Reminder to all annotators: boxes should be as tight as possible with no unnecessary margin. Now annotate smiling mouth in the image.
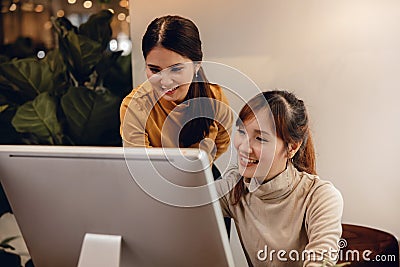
[240,157,259,165]
[163,86,179,94]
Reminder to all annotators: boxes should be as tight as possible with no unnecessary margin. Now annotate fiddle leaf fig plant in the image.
[60,86,121,145]
[12,92,63,145]
[0,10,132,146]
[0,59,56,98]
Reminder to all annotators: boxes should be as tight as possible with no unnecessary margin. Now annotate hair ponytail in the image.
[292,128,316,175]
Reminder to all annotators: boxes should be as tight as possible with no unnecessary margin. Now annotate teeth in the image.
[241,157,259,164]
[165,86,178,93]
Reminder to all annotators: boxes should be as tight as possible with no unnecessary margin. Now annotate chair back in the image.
[337,223,399,267]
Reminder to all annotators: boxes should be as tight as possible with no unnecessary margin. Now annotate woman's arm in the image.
[215,179,234,218]
[215,164,241,218]
[303,183,344,267]
[120,91,151,147]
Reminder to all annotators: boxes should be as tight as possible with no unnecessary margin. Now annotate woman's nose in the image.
[238,138,253,154]
[160,71,174,87]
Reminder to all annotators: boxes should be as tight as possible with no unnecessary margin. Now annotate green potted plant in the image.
[0,10,132,146]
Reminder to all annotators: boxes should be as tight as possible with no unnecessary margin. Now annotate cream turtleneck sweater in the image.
[216,163,343,267]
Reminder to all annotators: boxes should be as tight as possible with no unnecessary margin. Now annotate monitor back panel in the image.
[0,146,233,267]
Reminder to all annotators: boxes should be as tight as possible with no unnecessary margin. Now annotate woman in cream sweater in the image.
[217,90,343,267]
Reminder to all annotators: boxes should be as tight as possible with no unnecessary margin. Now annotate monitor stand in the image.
[77,233,122,267]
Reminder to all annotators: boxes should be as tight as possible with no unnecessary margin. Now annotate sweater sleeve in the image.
[303,182,344,267]
[215,179,233,218]
[120,90,151,147]
[213,87,233,159]
[215,164,240,218]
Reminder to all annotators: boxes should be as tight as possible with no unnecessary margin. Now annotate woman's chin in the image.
[161,94,174,101]
[161,92,184,103]
[238,167,255,179]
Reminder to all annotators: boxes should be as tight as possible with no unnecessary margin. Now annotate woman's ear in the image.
[287,142,302,159]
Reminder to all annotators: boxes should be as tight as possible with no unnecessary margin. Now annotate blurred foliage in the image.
[0,10,132,146]
[0,37,45,59]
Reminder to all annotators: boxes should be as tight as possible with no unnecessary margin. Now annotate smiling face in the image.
[234,108,289,182]
[145,46,196,104]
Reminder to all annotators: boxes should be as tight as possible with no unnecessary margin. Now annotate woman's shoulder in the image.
[121,82,156,109]
[298,170,343,205]
[208,83,226,100]
[125,82,154,100]
[298,171,344,233]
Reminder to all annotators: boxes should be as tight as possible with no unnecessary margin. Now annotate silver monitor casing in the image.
[0,146,235,267]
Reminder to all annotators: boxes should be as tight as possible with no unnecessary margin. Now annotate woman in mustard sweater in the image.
[120,15,233,174]
[217,90,343,267]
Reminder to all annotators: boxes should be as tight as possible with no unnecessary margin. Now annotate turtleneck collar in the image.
[243,162,299,201]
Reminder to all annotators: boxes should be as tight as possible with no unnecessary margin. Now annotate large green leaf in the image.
[79,35,103,76]
[0,104,21,144]
[79,10,113,50]
[53,16,78,33]
[95,51,122,79]
[103,54,133,97]
[11,92,63,144]
[0,76,32,104]
[44,49,67,77]
[58,29,103,85]
[43,49,69,95]
[61,86,120,145]
[0,58,57,99]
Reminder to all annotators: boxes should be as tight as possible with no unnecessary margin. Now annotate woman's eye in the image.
[256,136,268,143]
[150,68,161,74]
[237,129,246,135]
[170,66,183,72]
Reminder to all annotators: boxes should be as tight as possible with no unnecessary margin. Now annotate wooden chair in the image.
[337,223,399,267]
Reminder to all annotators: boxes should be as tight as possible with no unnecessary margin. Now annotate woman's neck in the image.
[244,160,289,184]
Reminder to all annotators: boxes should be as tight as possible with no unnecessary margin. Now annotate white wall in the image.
[130,0,400,238]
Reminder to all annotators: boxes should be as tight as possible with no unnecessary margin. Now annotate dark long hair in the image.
[142,15,215,147]
[232,90,316,204]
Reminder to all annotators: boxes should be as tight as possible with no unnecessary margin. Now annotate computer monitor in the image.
[0,145,235,267]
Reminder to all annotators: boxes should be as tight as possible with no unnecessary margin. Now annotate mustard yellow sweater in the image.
[120,82,233,160]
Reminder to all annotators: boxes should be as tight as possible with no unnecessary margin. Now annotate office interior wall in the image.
[129,0,400,238]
